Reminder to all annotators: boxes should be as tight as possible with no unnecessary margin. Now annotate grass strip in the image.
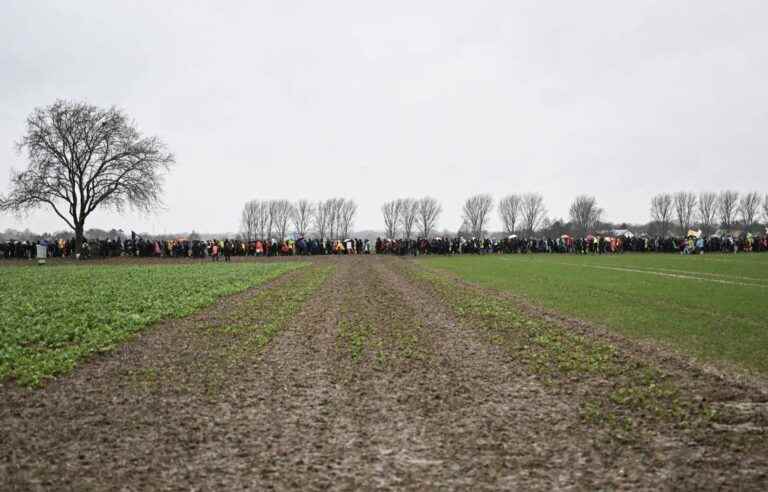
[403,262,713,440]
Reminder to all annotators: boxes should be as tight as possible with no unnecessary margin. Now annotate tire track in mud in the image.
[369,258,666,489]
[0,262,332,490]
[3,256,767,490]
[234,256,673,489]
[398,257,768,489]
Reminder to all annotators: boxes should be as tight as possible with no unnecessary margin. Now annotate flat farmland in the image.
[419,253,768,374]
[0,261,304,386]
[1,255,767,489]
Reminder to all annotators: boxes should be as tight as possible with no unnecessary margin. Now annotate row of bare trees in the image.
[380,193,550,239]
[240,198,357,241]
[245,191,768,242]
[381,197,442,240]
[495,193,549,236]
[386,191,768,239]
[650,191,765,237]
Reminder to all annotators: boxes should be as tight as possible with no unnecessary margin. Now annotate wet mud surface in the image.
[1,256,766,490]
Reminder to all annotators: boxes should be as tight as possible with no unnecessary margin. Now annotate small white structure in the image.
[610,229,634,238]
[36,244,47,265]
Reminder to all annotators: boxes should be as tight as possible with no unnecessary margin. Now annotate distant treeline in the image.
[2,191,766,242]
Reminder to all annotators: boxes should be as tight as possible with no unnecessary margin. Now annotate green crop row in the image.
[0,262,304,386]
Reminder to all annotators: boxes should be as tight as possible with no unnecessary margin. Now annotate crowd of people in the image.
[2,232,767,260]
[375,233,768,256]
[0,237,375,260]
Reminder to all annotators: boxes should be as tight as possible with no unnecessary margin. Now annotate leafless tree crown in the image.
[381,200,402,239]
[292,199,314,237]
[0,100,174,251]
[416,197,442,238]
[462,194,493,238]
[240,197,354,241]
[650,193,673,237]
[696,192,718,236]
[313,200,331,241]
[520,193,546,235]
[270,199,293,240]
[673,191,697,237]
[498,195,521,234]
[568,195,602,235]
[718,190,739,231]
[240,199,260,242]
[739,192,761,231]
[340,199,357,239]
[398,198,418,240]
[763,194,768,223]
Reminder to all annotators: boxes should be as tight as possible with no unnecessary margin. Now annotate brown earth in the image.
[1,255,766,490]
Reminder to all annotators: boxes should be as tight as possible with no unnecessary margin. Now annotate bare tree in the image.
[265,200,277,240]
[270,199,293,240]
[398,198,418,240]
[292,199,314,237]
[650,193,673,237]
[718,190,739,231]
[521,193,546,236]
[739,191,761,232]
[313,199,331,241]
[697,192,718,237]
[568,195,603,236]
[0,100,174,254]
[498,194,522,234]
[381,200,401,239]
[240,200,259,242]
[325,197,345,239]
[673,191,697,237]
[416,196,441,238]
[340,199,357,239]
[252,201,269,240]
[764,194,768,224]
[462,194,493,238]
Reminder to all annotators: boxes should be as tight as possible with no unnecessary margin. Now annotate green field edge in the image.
[1,261,308,387]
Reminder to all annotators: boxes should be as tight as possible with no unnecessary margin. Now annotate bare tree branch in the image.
[381,200,402,239]
[462,194,493,238]
[568,195,602,236]
[292,199,314,237]
[520,193,546,236]
[313,199,331,241]
[498,195,521,234]
[650,193,673,237]
[739,191,761,232]
[240,199,259,242]
[718,190,739,231]
[271,199,293,240]
[416,196,441,238]
[697,192,718,236]
[340,199,357,239]
[673,191,697,237]
[763,194,768,224]
[398,198,417,240]
[0,100,174,253]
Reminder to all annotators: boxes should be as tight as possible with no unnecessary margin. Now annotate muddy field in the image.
[1,255,767,490]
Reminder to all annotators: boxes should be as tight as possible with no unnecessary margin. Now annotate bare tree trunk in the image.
[75,222,84,255]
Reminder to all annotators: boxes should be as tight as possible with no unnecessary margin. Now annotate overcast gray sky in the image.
[1,1,766,235]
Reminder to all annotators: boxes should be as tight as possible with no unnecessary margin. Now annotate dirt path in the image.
[1,256,767,490]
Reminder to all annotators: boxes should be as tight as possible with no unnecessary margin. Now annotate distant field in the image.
[419,253,768,374]
[0,261,303,386]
